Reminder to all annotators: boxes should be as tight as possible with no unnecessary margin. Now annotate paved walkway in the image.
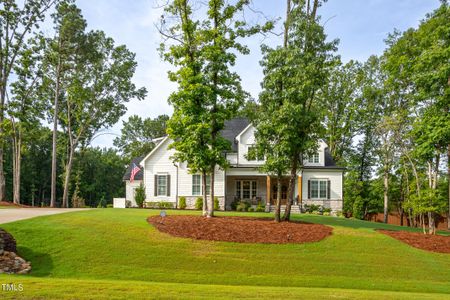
[0,208,89,224]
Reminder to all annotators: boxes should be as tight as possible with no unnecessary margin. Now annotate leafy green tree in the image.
[254,0,337,221]
[44,0,87,207]
[113,114,169,160]
[55,25,146,207]
[162,0,269,217]
[0,0,57,202]
[6,39,46,204]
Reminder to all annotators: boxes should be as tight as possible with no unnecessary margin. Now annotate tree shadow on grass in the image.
[292,214,450,236]
[17,246,53,277]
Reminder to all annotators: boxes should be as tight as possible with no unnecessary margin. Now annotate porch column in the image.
[266,176,271,205]
[298,175,302,205]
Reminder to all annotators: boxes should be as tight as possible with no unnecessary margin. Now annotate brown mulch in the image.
[147,215,332,244]
[378,230,450,254]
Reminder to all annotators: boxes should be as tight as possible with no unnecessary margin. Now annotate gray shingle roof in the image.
[123,156,144,181]
[220,117,250,152]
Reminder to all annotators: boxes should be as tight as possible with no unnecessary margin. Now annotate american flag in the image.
[130,163,141,183]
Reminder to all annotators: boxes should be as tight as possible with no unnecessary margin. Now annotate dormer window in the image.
[308,153,320,164]
[247,145,263,161]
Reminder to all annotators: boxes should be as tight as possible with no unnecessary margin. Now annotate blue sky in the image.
[74,0,441,148]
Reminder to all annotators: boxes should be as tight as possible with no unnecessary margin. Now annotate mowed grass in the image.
[0,209,449,299]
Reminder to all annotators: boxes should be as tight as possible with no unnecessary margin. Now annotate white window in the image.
[192,175,201,195]
[157,175,167,196]
[308,152,320,164]
[236,180,257,199]
[192,175,211,195]
[310,179,328,199]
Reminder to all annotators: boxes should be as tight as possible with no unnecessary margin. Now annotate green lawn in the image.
[0,209,449,299]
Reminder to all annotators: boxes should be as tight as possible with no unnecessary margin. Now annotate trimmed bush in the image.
[256,202,266,212]
[230,198,239,211]
[134,183,146,208]
[125,200,132,208]
[214,197,219,210]
[195,197,203,210]
[145,201,174,209]
[179,197,187,209]
[236,201,250,212]
[248,207,255,212]
[106,204,113,208]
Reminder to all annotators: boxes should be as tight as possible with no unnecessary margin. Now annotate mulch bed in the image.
[378,230,450,254]
[147,215,332,244]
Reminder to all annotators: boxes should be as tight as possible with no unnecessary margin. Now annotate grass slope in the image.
[0,209,449,299]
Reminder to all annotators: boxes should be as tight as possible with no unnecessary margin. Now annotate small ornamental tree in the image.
[134,183,146,208]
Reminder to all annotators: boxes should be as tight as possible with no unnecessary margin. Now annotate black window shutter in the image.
[327,180,331,199]
[167,175,171,196]
[154,175,157,196]
[308,180,311,199]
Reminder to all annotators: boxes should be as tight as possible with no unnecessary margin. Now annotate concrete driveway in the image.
[0,208,89,224]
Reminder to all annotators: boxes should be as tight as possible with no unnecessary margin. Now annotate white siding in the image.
[178,164,225,197]
[302,170,342,200]
[125,180,142,207]
[237,125,264,166]
[303,140,327,167]
[143,138,177,203]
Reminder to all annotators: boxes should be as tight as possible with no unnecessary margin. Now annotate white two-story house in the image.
[122,118,344,212]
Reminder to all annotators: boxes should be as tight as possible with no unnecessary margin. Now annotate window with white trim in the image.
[235,180,257,199]
[192,175,211,195]
[310,179,328,199]
[157,175,167,196]
[247,145,264,161]
[308,152,320,164]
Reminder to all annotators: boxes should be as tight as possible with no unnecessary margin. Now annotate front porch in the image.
[224,175,303,210]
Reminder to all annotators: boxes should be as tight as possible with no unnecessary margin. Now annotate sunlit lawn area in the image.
[0,209,449,299]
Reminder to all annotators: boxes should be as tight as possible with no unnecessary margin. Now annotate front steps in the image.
[268,205,301,214]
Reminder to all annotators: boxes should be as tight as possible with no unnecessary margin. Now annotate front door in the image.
[271,181,288,205]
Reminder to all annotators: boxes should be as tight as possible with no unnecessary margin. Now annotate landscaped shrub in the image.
[134,183,146,208]
[256,202,266,212]
[145,201,174,209]
[352,196,364,219]
[248,207,255,212]
[125,200,132,208]
[236,201,250,212]
[304,204,322,214]
[71,184,86,208]
[214,197,219,210]
[179,197,187,209]
[195,197,203,210]
[230,198,239,210]
[106,204,113,208]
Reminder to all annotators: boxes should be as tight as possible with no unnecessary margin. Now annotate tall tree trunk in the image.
[275,175,282,222]
[62,145,75,208]
[202,170,208,216]
[0,83,6,202]
[208,167,214,218]
[283,156,298,221]
[448,143,450,230]
[50,46,62,208]
[383,165,389,223]
[12,135,22,205]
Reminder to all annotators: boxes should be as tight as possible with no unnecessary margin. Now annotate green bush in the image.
[145,201,174,209]
[236,201,250,212]
[97,196,106,208]
[214,197,219,210]
[179,197,187,209]
[134,183,146,208]
[125,200,131,208]
[106,204,113,208]
[304,204,321,214]
[230,198,239,210]
[195,197,203,210]
[248,207,255,212]
[256,202,266,212]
